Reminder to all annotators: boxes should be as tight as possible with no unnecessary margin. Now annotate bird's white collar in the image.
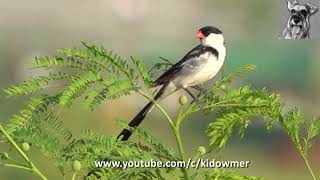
[201,33,224,49]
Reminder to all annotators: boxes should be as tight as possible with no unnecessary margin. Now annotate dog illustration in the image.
[280,0,318,39]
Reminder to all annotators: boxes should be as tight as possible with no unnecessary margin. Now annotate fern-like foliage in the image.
[59,72,102,106]
[81,75,117,110]
[12,111,71,174]
[2,42,319,180]
[212,64,256,90]
[2,42,165,178]
[4,72,76,97]
[302,117,320,156]
[278,109,320,157]
[131,56,153,88]
[4,42,143,108]
[204,66,320,162]
[30,56,95,71]
[206,86,283,149]
[63,128,171,179]
[149,56,174,73]
[117,120,176,161]
[5,95,59,135]
[3,42,147,134]
[199,170,262,180]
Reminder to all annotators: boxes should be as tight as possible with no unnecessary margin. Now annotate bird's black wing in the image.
[153,45,201,86]
[153,45,218,86]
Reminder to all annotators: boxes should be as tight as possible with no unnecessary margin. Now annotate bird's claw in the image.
[191,98,205,111]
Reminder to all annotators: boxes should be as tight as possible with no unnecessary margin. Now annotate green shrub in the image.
[0,42,319,180]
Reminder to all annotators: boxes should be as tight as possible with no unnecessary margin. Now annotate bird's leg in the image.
[184,88,204,111]
[191,85,210,101]
[192,85,206,95]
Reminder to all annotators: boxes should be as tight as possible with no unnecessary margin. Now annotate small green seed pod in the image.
[197,146,206,155]
[179,95,188,105]
[72,160,81,171]
[21,142,30,152]
[0,152,9,160]
[220,84,226,90]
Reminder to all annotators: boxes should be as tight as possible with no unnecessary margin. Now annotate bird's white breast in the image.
[189,50,224,85]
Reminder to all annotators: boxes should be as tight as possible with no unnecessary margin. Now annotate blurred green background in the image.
[1,0,320,179]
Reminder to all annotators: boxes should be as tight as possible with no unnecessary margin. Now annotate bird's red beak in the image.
[196,31,205,39]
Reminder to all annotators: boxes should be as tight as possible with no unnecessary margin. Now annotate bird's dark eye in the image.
[301,9,308,16]
[290,9,295,13]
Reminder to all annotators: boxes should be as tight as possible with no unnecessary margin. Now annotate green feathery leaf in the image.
[82,42,135,80]
[82,75,117,110]
[59,72,102,106]
[131,56,153,87]
[200,169,262,180]
[213,64,256,89]
[29,56,94,72]
[3,72,76,97]
[117,120,176,161]
[58,46,111,72]
[103,79,136,99]
[206,87,283,149]
[6,95,59,135]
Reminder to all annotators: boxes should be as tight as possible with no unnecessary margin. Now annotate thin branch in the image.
[0,123,48,180]
[137,90,190,179]
[0,163,32,171]
[301,154,317,180]
[137,90,175,129]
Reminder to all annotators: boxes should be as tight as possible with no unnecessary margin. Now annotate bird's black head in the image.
[196,26,222,39]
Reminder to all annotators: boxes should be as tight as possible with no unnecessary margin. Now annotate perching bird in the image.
[118,26,226,141]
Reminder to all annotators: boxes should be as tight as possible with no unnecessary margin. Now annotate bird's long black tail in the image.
[117,85,166,141]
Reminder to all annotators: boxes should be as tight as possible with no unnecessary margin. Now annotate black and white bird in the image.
[118,26,226,141]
